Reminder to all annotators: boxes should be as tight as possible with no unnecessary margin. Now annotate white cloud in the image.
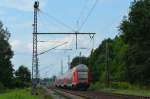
[10,40,22,50]
[10,39,31,53]
[0,0,47,12]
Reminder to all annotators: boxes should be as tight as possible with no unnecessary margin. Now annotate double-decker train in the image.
[54,64,91,90]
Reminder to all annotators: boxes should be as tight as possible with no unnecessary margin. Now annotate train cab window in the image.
[78,71,88,80]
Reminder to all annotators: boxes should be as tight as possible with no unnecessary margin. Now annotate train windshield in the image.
[78,71,88,80]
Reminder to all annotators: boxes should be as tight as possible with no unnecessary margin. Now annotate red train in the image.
[54,64,91,90]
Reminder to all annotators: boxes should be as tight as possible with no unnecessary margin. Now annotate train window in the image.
[78,72,88,80]
[77,69,88,72]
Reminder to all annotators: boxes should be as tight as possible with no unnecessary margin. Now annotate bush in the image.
[88,82,105,91]
[13,79,31,88]
[111,82,130,89]
[0,82,6,92]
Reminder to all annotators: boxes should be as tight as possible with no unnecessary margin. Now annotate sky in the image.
[0,0,132,78]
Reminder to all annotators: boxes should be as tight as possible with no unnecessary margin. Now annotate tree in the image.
[89,38,114,83]
[15,65,31,83]
[15,65,31,88]
[70,56,89,68]
[87,37,127,84]
[120,0,150,85]
[109,36,127,81]
[0,21,14,88]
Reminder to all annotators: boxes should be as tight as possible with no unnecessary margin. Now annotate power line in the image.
[38,42,68,56]
[38,14,54,32]
[78,0,98,31]
[54,48,72,51]
[38,40,66,43]
[39,10,76,32]
[61,60,63,75]
[38,12,65,32]
[76,0,90,30]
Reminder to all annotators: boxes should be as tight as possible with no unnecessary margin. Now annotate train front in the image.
[72,64,90,90]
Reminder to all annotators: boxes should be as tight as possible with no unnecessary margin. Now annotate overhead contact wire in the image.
[78,0,98,31]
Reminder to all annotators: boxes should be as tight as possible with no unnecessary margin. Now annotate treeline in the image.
[71,0,150,86]
[0,21,31,89]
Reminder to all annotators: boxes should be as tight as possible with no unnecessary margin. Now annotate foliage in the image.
[0,21,14,88]
[112,89,150,96]
[88,38,126,83]
[109,36,127,81]
[15,65,31,88]
[88,82,105,91]
[111,82,130,89]
[120,0,150,85]
[15,65,31,82]
[0,82,6,93]
[70,56,89,68]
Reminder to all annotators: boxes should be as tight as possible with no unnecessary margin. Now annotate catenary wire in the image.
[76,0,90,30]
[38,42,68,56]
[77,0,99,31]
[39,10,76,32]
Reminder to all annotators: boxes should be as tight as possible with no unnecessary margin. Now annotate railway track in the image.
[48,87,150,99]
[48,87,85,99]
[63,90,150,99]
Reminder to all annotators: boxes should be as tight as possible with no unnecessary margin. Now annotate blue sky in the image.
[0,0,132,78]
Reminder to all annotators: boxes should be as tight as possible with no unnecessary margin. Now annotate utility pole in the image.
[68,55,70,70]
[61,60,63,75]
[32,1,39,95]
[76,32,78,49]
[105,40,110,87]
[79,52,82,64]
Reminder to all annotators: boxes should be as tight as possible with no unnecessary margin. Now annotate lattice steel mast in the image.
[32,1,39,95]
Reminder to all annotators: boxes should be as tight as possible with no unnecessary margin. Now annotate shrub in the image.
[0,82,6,92]
[13,78,31,88]
[88,82,105,91]
[111,82,130,89]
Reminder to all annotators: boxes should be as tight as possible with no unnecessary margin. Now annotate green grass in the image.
[89,82,150,97]
[95,88,150,97]
[112,89,150,96]
[0,88,40,99]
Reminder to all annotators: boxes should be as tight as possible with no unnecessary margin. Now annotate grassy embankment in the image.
[89,82,150,96]
[0,88,52,99]
[112,89,150,96]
